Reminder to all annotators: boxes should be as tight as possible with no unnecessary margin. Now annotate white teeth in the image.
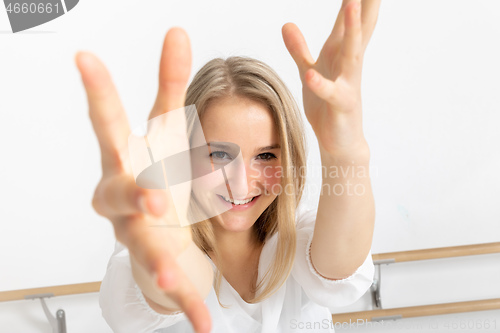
[220,195,255,205]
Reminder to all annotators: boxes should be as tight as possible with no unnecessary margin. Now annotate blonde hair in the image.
[185,56,307,304]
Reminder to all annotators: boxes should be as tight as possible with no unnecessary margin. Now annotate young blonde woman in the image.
[76,1,381,332]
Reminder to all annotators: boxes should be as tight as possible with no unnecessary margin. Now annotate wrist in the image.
[319,139,371,165]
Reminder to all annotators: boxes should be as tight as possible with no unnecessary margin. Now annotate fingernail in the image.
[158,269,175,290]
[150,193,164,215]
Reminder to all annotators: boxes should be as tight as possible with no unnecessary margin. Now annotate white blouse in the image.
[99,207,374,333]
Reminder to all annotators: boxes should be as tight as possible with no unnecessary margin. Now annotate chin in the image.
[214,213,257,233]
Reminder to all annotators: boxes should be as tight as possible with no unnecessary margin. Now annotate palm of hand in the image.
[283,0,381,156]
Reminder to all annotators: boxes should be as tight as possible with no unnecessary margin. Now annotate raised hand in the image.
[282,0,381,158]
[76,28,211,333]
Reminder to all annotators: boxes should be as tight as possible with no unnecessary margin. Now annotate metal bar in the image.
[56,309,67,333]
[24,294,67,333]
[39,297,57,332]
[372,315,402,322]
[370,264,382,309]
[373,258,396,265]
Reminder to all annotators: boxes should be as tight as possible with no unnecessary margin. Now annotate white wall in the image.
[1,0,499,332]
[0,293,110,333]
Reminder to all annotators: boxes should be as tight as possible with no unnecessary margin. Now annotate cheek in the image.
[190,156,227,194]
[251,165,282,190]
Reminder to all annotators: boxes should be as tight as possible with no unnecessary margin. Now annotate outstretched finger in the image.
[126,223,212,333]
[340,0,363,80]
[361,0,382,48]
[150,27,192,120]
[282,23,315,80]
[324,0,350,48]
[75,52,131,175]
[166,270,212,333]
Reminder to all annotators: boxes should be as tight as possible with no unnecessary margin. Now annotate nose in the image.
[224,157,258,200]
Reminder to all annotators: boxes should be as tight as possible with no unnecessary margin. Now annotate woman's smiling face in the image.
[196,95,282,233]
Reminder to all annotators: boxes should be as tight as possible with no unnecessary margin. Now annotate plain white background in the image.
[0,0,499,332]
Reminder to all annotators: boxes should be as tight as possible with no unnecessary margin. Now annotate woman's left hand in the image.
[283,0,381,158]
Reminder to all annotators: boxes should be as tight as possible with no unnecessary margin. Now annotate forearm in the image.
[311,145,375,279]
[130,241,214,314]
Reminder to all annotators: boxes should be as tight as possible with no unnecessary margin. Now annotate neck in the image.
[210,224,262,266]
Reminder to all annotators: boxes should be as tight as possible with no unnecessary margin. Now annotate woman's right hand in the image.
[76,28,211,333]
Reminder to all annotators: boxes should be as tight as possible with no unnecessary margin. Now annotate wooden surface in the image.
[372,242,500,263]
[0,281,101,302]
[332,298,500,323]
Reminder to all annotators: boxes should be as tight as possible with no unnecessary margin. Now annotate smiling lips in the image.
[218,194,260,205]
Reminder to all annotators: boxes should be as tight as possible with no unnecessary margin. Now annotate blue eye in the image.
[257,153,277,161]
[210,151,232,160]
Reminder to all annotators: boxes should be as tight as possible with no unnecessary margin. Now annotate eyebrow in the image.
[256,144,281,153]
[207,142,233,151]
[207,142,280,153]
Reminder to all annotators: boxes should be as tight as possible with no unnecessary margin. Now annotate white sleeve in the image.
[291,207,374,310]
[99,241,188,333]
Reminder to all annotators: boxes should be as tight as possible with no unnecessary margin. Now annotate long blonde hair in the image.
[185,56,307,304]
